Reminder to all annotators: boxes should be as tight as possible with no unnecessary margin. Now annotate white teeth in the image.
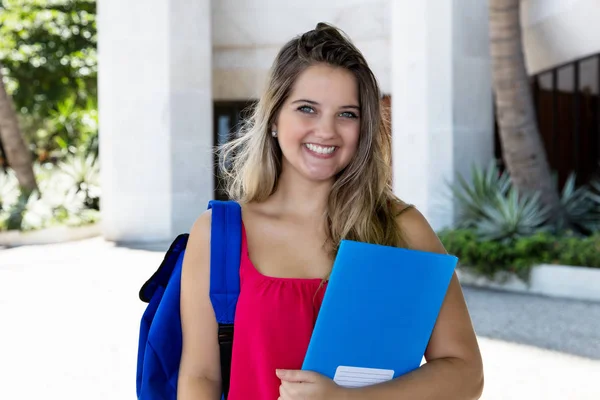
[305,143,336,155]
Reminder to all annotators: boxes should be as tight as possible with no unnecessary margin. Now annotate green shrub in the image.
[555,172,600,234]
[555,235,600,268]
[449,161,512,228]
[21,96,99,164]
[0,154,100,232]
[0,0,98,167]
[0,0,97,118]
[448,163,600,240]
[475,188,550,243]
[438,229,600,281]
[449,162,550,242]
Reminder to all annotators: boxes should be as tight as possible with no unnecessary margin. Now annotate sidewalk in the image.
[1,237,599,399]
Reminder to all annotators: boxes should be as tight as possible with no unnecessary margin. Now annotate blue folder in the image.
[301,239,458,388]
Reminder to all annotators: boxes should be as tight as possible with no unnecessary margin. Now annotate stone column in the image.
[97,0,213,243]
[391,0,494,231]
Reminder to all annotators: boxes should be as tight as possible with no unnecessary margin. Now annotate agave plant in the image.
[590,182,600,203]
[475,188,551,242]
[0,169,19,213]
[555,173,600,234]
[587,177,600,229]
[449,161,551,241]
[18,191,55,231]
[58,153,100,210]
[449,161,511,228]
[2,189,53,231]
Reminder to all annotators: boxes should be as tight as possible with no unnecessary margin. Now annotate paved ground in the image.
[1,237,599,399]
[464,286,600,360]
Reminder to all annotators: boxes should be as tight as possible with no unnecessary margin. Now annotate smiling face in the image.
[272,63,361,183]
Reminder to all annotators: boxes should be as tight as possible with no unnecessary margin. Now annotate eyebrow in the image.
[291,99,360,110]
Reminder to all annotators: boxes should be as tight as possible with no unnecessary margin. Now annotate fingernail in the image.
[276,369,286,377]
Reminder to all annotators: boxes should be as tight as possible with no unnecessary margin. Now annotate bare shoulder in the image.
[180,209,213,281]
[394,206,447,255]
[189,208,212,240]
[181,208,212,296]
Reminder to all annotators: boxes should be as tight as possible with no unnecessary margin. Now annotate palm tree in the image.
[488,0,560,214]
[0,65,38,194]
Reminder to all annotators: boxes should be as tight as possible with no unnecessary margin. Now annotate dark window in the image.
[495,54,600,188]
[213,101,256,200]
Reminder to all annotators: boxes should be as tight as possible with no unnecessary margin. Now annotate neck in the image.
[268,165,332,219]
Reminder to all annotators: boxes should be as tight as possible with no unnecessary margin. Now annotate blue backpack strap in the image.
[136,200,241,400]
[207,200,242,325]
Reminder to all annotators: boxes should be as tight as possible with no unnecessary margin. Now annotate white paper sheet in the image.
[333,366,394,388]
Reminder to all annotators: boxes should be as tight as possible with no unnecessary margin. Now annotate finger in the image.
[279,382,294,399]
[276,369,319,383]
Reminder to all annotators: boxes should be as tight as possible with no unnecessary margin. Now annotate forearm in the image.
[341,357,484,400]
[177,375,222,400]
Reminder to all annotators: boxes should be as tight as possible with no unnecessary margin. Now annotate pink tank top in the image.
[226,224,327,400]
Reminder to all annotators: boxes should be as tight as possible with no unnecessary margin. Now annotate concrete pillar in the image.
[391,0,494,231]
[97,0,213,243]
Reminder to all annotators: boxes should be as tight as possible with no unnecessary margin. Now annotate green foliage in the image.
[449,161,512,228]
[450,163,600,241]
[19,95,99,162]
[475,189,550,242]
[0,1,99,231]
[58,151,99,209]
[0,0,97,118]
[450,162,550,241]
[554,234,600,269]
[439,229,600,280]
[445,163,600,281]
[555,172,600,234]
[0,154,100,232]
[0,169,19,212]
[0,0,98,168]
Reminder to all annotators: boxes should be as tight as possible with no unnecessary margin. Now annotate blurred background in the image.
[0,0,599,399]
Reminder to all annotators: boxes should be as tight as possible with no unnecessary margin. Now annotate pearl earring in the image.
[271,130,278,137]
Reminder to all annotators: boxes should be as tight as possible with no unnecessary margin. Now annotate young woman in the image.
[178,23,484,400]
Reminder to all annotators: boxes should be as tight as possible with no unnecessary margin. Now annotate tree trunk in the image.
[488,0,560,213]
[0,66,38,194]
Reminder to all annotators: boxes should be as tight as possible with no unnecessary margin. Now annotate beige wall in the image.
[211,0,391,100]
[212,0,600,100]
[522,0,600,75]
[391,0,494,230]
[98,0,214,242]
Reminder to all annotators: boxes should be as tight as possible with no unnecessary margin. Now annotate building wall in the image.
[522,0,600,77]
[211,0,392,100]
[98,0,213,242]
[391,0,494,230]
[212,0,600,99]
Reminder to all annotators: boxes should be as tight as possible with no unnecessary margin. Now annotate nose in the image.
[314,115,337,140]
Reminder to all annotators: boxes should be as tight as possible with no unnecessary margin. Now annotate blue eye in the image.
[298,105,315,114]
[340,111,358,119]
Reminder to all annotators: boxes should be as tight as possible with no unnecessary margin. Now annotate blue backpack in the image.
[136,200,242,400]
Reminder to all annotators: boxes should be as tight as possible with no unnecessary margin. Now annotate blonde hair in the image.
[219,22,409,257]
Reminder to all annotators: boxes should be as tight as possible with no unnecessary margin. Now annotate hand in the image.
[276,369,346,400]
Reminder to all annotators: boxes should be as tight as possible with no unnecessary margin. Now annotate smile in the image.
[304,143,337,155]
